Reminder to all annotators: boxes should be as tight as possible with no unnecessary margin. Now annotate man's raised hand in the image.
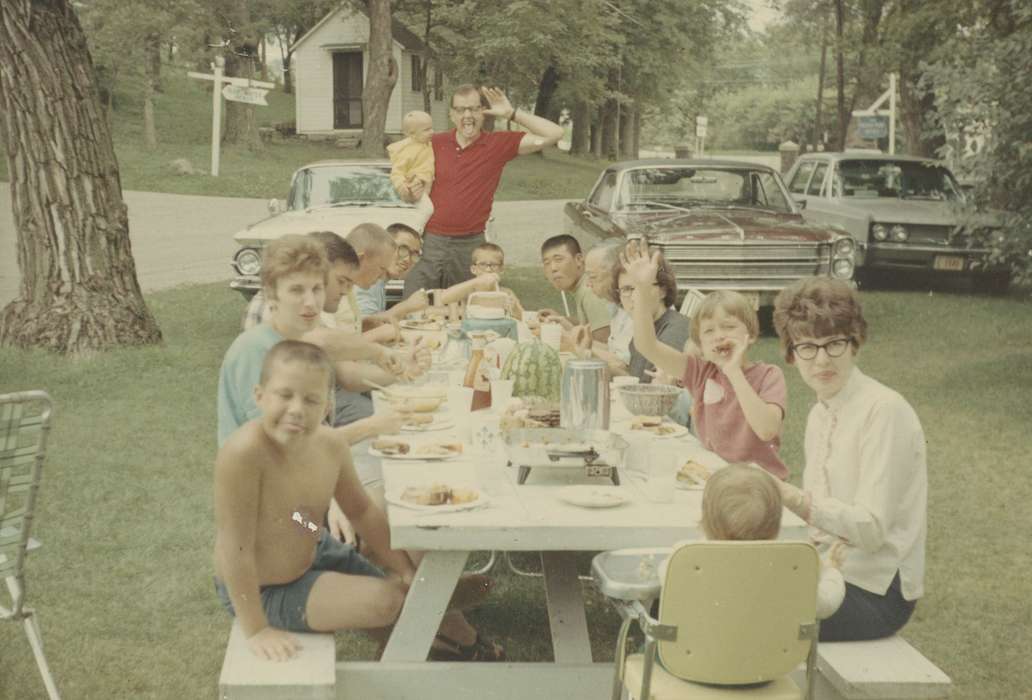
[480,86,513,118]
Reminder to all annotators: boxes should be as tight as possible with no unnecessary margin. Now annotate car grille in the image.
[904,225,952,245]
[652,241,833,290]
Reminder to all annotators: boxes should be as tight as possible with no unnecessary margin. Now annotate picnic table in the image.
[337,406,808,699]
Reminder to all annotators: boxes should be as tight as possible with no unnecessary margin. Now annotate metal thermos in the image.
[560,359,610,431]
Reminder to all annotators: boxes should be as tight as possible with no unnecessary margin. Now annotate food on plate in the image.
[420,337,442,351]
[372,439,410,456]
[389,396,443,413]
[401,413,434,427]
[676,461,711,486]
[631,415,663,429]
[400,483,479,506]
[500,341,562,403]
[401,318,443,330]
[413,442,463,457]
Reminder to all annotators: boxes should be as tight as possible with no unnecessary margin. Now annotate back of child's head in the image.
[689,290,760,346]
[472,241,505,261]
[261,234,329,295]
[259,340,334,389]
[307,230,358,268]
[701,463,782,541]
[772,276,867,364]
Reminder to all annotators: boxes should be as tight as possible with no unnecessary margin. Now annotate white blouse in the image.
[804,368,927,600]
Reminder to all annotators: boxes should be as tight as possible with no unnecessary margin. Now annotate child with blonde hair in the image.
[694,464,845,619]
[623,242,788,479]
[388,110,435,229]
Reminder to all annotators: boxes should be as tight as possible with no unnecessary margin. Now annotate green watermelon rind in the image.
[501,340,561,402]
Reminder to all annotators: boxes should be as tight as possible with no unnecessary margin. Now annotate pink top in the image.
[681,358,788,480]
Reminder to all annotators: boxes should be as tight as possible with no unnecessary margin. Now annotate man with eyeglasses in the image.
[401,84,564,297]
[356,224,424,319]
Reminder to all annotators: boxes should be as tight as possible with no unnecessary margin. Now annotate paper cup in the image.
[541,322,562,351]
[643,446,677,503]
[490,379,515,411]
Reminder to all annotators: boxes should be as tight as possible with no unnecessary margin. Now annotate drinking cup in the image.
[541,322,562,352]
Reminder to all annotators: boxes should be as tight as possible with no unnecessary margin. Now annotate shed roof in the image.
[292,2,430,55]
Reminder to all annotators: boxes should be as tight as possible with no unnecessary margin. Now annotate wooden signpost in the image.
[852,72,897,154]
[187,56,275,176]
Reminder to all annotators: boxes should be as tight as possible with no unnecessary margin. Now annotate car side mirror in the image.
[268,198,284,215]
[793,198,807,210]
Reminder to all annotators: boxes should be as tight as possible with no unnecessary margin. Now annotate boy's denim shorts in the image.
[214,528,385,632]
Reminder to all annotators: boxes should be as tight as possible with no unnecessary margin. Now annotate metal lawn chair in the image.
[594,540,819,700]
[678,289,707,320]
[1,390,61,700]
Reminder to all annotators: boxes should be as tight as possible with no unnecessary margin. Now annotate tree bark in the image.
[0,0,162,353]
[600,98,618,160]
[148,34,162,93]
[533,64,560,119]
[834,0,847,150]
[590,110,603,158]
[221,0,263,150]
[619,102,636,159]
[421,0,433,113]
[814,31,828,151]
[570,100,591,155]
[144,31,161,148]
[361,0,398,157]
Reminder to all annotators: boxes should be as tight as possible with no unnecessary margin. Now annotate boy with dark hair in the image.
[538,234,611,342]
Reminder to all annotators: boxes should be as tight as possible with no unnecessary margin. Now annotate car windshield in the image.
[289,166,408,210]
[614,166,793,213]
[835,160,962,201]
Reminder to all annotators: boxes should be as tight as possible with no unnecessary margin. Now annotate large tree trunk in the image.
[569,100,591,155]
[600,99,618,160]
[143,32,161,149]
[619,102,636,159]
[421,0,433,113]
[834,0,847,151]
[0,0,162,354]
[221,0,262,150]
[361,0,398,157]
[814,32,828,151]
[533,64,561,121]
[590,113,602,158]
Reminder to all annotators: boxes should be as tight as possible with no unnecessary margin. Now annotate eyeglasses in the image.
[791,338,853,360]
[451,104,483,115]
[396,245,421,263]
[473,261,503,272]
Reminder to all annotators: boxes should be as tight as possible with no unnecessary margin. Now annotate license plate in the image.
[933,256,964,271]
[740,292,760,310]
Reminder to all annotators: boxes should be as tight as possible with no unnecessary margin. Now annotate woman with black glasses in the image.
[772,277,927,642]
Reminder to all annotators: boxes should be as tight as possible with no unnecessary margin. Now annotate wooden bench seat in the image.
[813,636,951,700]
[218,619,336,699]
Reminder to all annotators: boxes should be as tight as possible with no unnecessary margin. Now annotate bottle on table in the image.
[463,337,492,412]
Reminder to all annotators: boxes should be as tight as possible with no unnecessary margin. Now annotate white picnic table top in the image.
[339,407,808,699]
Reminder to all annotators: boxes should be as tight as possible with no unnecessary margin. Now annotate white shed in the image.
[291,5,451,137]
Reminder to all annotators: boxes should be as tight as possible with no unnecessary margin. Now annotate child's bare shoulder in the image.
[216,422,275,472]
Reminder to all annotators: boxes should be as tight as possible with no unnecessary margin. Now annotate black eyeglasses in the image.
[396,245,421,263]
[791,338,853,360]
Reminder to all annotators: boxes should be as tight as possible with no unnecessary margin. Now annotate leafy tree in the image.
[0,0,162,353]
[253,0,340,94]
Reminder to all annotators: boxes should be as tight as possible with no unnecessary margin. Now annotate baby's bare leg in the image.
[305,572,406,631]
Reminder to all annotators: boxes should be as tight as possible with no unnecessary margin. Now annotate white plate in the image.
[386,486,489,513]
[675,478,706,491]
[626,421,689,439]
[368,444,463,460]
[557,485,629,508]
[399,319,444,331]
[400,418,455,433]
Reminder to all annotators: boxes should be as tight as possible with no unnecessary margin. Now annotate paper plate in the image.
[386,485,489,513]
[557,485,629,509]
[626,421,689,439]
[400,418,456,433]
[368,443,463,460]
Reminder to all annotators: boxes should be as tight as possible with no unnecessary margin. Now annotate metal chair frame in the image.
[1,390,61,700]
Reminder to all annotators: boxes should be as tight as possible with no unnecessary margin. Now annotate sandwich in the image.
[402,413,435,427]
[413,442,463,457]
[631,415,664,430]
[372,438,410,456]
[400,483,478,506]
[676,461,711,486]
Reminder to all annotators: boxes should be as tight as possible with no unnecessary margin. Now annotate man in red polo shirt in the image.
[402,84,564,296]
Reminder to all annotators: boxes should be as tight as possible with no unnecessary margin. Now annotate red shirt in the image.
[681,358,789,480]
[426,129,523,236]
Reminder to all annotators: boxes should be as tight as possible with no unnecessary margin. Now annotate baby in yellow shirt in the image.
[388,110,435,229]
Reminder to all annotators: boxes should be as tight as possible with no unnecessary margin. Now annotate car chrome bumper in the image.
[864,242,995,272]
[230,276,261,297]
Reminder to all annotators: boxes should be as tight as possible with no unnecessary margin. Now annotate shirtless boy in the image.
[214,340,415,661]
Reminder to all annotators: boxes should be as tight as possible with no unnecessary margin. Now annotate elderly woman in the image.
[773,277,926,642]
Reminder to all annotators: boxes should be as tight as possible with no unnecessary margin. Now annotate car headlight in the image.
[234,248,262,276]
[833,258,854,278]
[891,224,908,242]
[833,237,856,257]
[871,224,888,241]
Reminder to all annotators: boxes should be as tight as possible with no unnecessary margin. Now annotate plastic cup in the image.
[490,379,515,412]
[643,446,676,503]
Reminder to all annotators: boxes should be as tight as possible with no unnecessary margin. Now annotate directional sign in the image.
[696,124,707,138]
[222,85,269,106]
[857,115,888,140]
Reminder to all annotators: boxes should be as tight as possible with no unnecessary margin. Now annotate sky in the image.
[743,0,783,32]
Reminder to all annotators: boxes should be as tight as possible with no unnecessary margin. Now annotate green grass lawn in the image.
[1,277,1031,699]
[0,65,610,202]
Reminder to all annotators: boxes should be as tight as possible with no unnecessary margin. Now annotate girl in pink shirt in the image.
[623,242,788,479]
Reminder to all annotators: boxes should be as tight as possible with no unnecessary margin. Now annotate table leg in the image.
[381,550,469,662]
[541,551,592,664]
